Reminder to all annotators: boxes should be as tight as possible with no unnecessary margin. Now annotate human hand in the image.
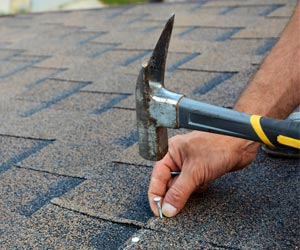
[148,131,259,217]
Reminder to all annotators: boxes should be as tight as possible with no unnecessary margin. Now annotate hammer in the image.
[136,15,300,161]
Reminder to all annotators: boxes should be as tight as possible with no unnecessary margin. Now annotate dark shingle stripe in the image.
[189,0,209,12]
[215,28,242,42]
[106,7,130,19]
[142,26,160,33]
[259,4,285,16]
[167,53,200,72]
[89,44,118,58]
[59,26,85,39]
[26,68,66,89]
[121,50,151,66]
[78,32,106,46]
[0,56,49,79]
[0,50,23,61]
[92,94,130,115]
[254,38,277,55]
[219,6,238,15]
[89,224,139,250]
[177,27,196,37]
[193,72,237,95]
[127,15,146,25]
[21,82,89,117]
[115,130,137,148]
[19,176,84,217]
[0,140,53,174]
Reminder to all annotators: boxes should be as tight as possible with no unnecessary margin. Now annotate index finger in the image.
[148,152,180,216]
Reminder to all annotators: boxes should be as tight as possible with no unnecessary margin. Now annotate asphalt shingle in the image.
[0,0,298,249]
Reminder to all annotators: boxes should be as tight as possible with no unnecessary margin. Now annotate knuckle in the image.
[168,185,186,204]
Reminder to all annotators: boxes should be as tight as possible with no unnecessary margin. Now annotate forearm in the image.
[234,4,300,119]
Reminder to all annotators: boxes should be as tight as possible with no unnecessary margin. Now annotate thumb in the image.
[162,171,196,217]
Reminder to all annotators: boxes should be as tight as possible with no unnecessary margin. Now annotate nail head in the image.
[154,196,161,202]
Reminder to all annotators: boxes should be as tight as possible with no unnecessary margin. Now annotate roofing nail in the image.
[153,196,163,218]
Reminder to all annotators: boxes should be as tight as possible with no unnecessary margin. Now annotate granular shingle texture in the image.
[0,0,299,249]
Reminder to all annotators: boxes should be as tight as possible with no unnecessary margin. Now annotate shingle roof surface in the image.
[0,0,299,249]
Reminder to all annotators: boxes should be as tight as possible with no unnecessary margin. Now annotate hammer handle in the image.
[178,98,300,149]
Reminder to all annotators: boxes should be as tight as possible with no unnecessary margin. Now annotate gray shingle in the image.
[0,0,298,248]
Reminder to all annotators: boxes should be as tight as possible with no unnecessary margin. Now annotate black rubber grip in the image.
[259,117,300,148]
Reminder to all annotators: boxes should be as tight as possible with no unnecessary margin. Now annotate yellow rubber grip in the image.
[250,115,275,147]
[277,135,300,149]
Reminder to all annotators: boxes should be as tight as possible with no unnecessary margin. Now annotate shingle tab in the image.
[0,0,298,249]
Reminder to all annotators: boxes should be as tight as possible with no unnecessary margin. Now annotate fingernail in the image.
[162,202,177,217]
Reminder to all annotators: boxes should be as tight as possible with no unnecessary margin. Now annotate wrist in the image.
[227,137,260,171]
[189,131,259,171]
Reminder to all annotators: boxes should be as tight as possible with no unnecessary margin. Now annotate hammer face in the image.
[138,121,168,161]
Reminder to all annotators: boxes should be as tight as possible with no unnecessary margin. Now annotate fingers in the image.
[148,152,179,216]
[162,170,197,217]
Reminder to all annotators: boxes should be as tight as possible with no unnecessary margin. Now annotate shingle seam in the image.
[90,41,121,46]
[51,201,145,228]
[14,164,86,180]
[80,90,132,95]
[176,25,244,30]
[266,16,292,19]
[167,52,200,72]
[178,68,239,73]
[32,66,68,70]
[230,37,269,40]
[122,229,243,250]
[114,48,154,53]
[204,4,285,9]
[0,134,55,142]
[26,68,66,89]
[91,94,130,115]
[112,161,152,168]
[49,78,92,84]
[112,107,135,111]
[0,140,53,174]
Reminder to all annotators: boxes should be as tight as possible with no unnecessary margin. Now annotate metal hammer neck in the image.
[149,80,184,128]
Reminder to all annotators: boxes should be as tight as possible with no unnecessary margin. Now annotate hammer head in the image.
[136,15,175,161]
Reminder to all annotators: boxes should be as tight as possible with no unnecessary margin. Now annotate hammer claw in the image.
[148,14,174,84]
